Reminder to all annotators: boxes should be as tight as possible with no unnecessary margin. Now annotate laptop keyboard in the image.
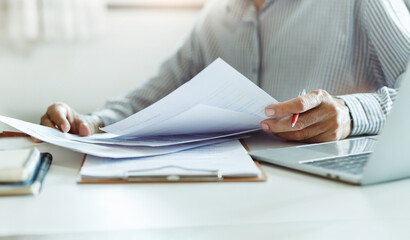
[302,153,371,175]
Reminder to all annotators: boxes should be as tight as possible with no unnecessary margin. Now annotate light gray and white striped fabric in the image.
[93,0,410,137]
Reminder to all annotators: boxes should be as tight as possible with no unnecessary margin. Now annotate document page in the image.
[71,130,255,147]
[0,116,230,159]
[101,58,277,137]
[80,140,261,179]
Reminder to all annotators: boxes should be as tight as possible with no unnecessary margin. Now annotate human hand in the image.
[32,103,103,142]
[261,89,352,143]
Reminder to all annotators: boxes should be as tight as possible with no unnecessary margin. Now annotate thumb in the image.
[77,115,102,137]
[78,122,92,137]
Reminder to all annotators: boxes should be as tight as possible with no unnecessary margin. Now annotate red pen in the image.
[291,89,306,128]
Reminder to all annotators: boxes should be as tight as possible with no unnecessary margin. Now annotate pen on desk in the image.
[291,89,306,128]
[0,131,29,137]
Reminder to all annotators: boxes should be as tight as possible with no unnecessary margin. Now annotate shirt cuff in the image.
[337,93,385,136]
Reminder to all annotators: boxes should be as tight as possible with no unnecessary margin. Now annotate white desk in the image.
[1,132,410,239]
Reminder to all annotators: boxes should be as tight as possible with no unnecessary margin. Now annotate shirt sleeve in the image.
[91,23,205,126]
[338,0,410,136]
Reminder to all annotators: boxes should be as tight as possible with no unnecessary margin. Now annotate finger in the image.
[289,104,336,130]
[78,122,92,137]
[68,112,80,134]
[46,104,70,133]
[265,89,330,118]
[40,115,59,129]
[73,116,89,136]
[261,106,330,133]
[275,122,329,142]
[261,116,291,133]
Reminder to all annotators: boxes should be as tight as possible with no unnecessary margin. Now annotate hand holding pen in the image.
[261,89,352,143]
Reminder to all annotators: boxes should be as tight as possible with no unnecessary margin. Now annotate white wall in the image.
[0,8,199,129]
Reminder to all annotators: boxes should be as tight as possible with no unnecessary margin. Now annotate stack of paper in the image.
[0,116,231,159]
[79,140,262,181]
[0,58,277,159]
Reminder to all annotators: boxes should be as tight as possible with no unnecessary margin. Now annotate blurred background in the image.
[0,0,203,129]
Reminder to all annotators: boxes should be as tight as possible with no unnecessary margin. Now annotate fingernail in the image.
[61,124,68,133]
[261,123,269,131]
[265,108,275,117]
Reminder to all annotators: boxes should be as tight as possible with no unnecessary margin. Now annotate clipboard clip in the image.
[123,165,222,182]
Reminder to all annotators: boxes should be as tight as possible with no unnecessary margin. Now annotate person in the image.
[38,0,410,143]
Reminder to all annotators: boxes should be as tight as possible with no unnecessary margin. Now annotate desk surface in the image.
[1,132,410,239]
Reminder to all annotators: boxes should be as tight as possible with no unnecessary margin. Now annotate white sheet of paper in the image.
[71,129,255,147]
[0,116,231,159]
[101,58,277,137]
[71,104,260,146]
[80,140,261,179]
[111,104,262,137]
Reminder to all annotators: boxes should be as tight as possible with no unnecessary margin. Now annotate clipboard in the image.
[77,140,267,184]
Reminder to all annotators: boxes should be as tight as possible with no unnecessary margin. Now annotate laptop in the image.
[250,66,410,185]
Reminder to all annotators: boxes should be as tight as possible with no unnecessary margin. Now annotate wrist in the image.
[335,97,353,138]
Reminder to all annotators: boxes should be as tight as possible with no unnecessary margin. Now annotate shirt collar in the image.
[226,0,257,23]
[226,0,274,23]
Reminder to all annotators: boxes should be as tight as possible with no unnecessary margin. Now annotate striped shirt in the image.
[93,0,410,137]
